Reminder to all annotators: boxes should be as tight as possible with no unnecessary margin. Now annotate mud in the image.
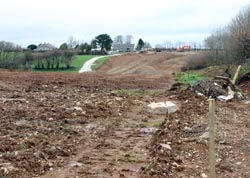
[1,53,250,178]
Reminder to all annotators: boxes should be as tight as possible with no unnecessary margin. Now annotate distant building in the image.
[112,44,135,52]
[34,43,56,51]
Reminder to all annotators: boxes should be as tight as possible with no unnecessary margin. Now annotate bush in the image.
[238,58,250,78]
[90,50,107,55]
[0,50,28,69]
[33,50,78,70]
[181,52,214,71]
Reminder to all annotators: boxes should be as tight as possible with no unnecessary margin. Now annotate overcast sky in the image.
[0,0,249,47]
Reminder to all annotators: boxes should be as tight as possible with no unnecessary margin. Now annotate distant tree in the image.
[155,44,163,48]
[176,41,185,48]
[79,43,92,53]
[125,35,133,44]
[205,27,234,68]
[136,38,145,50]
[67,36,78,49]
[94,34,113,52]
[114,35,123,44]
[91,39,97,49]
[27,44,37,51]
[144,42,152,48]
[204,4,250,68]
[189,41,197,50]
[155,44,165,52]
[0,41,22,51]
[163,40,173,49]
[74,44,80,49]
[59,43,68,50]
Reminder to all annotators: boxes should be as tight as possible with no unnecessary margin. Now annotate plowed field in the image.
[1,53,249,178]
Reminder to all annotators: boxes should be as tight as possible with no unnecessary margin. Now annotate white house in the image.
[34,43,56,51]
[112,44,135,52]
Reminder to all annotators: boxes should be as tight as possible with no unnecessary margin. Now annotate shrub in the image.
[181,52,214,71]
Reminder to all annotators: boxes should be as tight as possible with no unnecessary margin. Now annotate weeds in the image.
[18,143,26,150]
[121,154,142,163]
[91,56,111,70]
[56,121,74,134]
[153,120,165,127]
[174,72,205,85]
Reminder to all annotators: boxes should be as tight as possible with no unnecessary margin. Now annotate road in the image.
[79,54,121,73]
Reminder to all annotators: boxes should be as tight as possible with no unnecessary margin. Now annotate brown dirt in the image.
[237,72,250,92]
[0,52,249,178]
[98,53,186,75]
[140,88,250,178]
[0,71,167,178]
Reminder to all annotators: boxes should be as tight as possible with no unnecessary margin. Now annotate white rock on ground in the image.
[244,100,250,104]
[146,101,178,115]
[159,143,172,150]
[165,101,178,114]
[200,131,210,139]
[217,86,234,102]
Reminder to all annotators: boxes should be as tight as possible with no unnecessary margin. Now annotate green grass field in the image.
[91,56,112,70]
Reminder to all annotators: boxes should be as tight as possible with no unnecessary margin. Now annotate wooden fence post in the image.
[232,65,241,85]
[208,98,216,178]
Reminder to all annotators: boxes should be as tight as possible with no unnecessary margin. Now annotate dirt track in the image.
[1,52,250,178]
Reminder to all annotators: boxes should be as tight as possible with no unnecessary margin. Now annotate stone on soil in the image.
[159,143,172,150]
[200,132,210,139]
[68,161,83,167]
[146,101,178,115]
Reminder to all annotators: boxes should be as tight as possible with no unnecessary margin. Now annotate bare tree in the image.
[0,41,22,51]
[205,4,250,66]
[190,41,197,50]
[230,6,250,61]
[163,40,173,49]
[67,36,78,49]
[113,35,123,44]
[125,35,133,44]
[143,42,152,48]
[155,44,163,48]
[175,41,185,48]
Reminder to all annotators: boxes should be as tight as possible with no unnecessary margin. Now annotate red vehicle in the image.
[176,45,191,52]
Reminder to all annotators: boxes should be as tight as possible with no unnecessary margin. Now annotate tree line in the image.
[28,34,114,55]
[0,34,115,70]
[205,4,250,67]
[0,49,78,70]
[0,33,151,70]
[0,39,79,70]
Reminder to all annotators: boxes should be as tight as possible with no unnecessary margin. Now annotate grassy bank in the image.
[91,56,112,70]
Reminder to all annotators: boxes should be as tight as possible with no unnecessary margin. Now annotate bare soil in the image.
[0,52,249,178]
[98,53,186,75]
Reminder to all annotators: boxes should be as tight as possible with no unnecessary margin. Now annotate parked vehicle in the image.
[176,45,191,52]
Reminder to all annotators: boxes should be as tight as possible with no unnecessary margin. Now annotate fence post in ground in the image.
[208,98,216,178]
[232,65,241,85]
